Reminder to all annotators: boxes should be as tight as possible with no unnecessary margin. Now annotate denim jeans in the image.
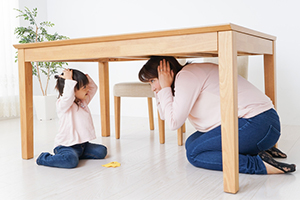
[185,109,280,174]
[36,142,107,168]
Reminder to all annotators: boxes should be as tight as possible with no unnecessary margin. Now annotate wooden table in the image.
[14,23,276,194]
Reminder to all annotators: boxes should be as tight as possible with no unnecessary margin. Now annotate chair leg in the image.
[182,122,186,133]
[157,111,165,144]
[114,96,121,139]
[177,124,184,146]
[147,97,154,130]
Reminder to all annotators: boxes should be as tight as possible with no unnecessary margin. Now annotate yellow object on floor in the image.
[102,161,121,168]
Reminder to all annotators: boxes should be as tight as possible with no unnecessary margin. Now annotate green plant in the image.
[14,7,69,96]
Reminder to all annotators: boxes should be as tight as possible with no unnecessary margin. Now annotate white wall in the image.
[19,0,300,125]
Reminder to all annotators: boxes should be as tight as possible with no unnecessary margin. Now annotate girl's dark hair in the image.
[55,68,89,98]
[138,56,186,95]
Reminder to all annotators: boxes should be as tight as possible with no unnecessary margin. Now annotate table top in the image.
[13,23,276,50]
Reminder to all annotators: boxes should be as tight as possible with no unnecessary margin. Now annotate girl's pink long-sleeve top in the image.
[156,63,274,132]
[54,76,97,147]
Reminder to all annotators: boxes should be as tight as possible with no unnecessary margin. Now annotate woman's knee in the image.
[186,149,196,166]
[185,131,204,150]
[186,150,222,171]
[186,147,201,167]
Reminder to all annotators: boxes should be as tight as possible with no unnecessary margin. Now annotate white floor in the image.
[0,116,299,200]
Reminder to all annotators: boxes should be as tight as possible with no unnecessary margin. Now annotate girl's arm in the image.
[57,79,77,113]
[83,74,98,105]
[56,69,76,113]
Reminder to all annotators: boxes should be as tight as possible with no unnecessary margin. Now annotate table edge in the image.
[13,23,276,49]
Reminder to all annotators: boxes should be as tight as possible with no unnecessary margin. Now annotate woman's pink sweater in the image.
[156,63,274,132]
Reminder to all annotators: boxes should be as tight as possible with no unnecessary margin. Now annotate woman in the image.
[138,56,295,174]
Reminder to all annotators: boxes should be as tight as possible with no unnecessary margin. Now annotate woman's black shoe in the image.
[266,146,287,158]
[258,151,296,173]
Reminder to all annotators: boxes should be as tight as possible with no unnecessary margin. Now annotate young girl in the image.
[139,56,296,174]
[36,68,107,168]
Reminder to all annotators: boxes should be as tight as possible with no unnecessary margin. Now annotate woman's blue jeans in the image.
[185,109,281,174]
[36,142,107,168]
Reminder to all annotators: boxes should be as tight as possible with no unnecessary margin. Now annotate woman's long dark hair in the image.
[138,56,186,95]
[55,69,89,99]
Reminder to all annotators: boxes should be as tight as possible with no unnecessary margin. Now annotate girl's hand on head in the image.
[60,68,73,80]
[157,59,174,89]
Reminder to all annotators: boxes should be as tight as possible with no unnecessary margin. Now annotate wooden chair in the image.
[114,59,186,146]
[113,82,185,145]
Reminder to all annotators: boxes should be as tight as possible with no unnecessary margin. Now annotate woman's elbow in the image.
[169,122,183,131]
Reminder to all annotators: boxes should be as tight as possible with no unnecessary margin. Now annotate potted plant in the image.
[14,7,69,120]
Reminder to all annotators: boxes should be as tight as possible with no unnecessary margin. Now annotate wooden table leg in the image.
[264,41,277,147]
[98,61,110,137]
[218,31,239,194]
[18,49,34,159]
[264,41,276,109]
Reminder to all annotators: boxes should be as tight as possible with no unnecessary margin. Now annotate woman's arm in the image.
[157,59,174,89]
[157,70,202,131]
[154,92,164,120]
